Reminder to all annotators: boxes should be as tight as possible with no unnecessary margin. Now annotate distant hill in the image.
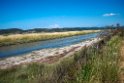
[0,27,116,35]
[0,28,23,35]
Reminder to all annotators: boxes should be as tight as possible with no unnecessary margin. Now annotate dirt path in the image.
[119,41,124,83]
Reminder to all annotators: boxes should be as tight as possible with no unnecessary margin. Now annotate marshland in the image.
[0,30,99,47]
[0,28,124,83]
[0,0,124,83]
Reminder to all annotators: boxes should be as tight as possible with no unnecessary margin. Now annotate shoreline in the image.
[0,38,101,69]
[0,30,100,47]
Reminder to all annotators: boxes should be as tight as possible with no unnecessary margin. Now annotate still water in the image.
[0,33,98,58]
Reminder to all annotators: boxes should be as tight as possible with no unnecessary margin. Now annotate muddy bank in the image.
[0,38,101,69]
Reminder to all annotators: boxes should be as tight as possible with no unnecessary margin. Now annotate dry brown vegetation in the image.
[0,30,99,46]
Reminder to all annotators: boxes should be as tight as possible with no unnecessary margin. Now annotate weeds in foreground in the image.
[76,35,122,83]
[0,34,123,83]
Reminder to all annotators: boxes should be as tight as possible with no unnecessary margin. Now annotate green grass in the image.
[0,32,123,83]
[76,35,122,83]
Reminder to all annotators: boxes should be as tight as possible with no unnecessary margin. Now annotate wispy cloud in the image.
[103,13,118,17]
[48,24,60,28]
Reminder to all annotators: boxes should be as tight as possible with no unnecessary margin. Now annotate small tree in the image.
[116,23,120,29]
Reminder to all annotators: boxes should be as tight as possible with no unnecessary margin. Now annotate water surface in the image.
[0,33,98,58]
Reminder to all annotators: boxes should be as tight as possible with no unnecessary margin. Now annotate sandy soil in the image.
[0,38,101,69]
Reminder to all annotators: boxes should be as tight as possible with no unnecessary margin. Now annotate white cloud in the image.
[103,13,118,17]
[48,24,60,28]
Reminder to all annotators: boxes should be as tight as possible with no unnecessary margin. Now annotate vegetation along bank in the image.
[0,30,99,47]
[0,29,123,83]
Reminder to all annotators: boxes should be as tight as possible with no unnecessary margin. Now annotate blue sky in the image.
[0,0,124,29]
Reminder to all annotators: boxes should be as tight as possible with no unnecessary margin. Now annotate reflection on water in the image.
[0,33,98,58]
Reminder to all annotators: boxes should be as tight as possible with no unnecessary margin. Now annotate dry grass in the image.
[119,41,124,83]
[0,34,122,83]
[120,41,124,58]
[0,30,100,46]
